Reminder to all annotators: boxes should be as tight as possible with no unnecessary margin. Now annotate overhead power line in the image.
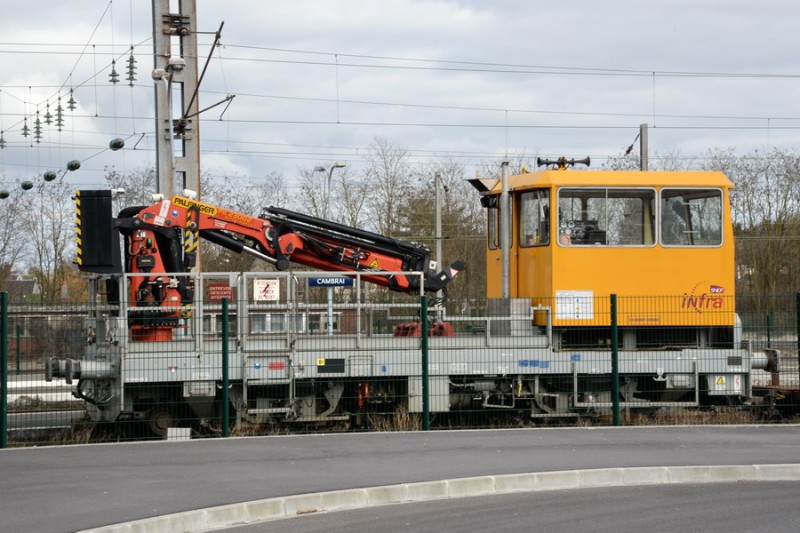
[4,40,797,79]
[201,89,800,122]
[223,44,800,79]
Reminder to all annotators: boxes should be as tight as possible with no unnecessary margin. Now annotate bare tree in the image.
[602,150,643,171]
[203,171,290,213]
[705,147,800,309]
[104,165,159,207]
[297,166,333,219]
[296,164,370,229]
[335,170,370,228]
[381,159,486,300]
[363,136,413,235]
[18,178,75,303]
[476,150,539,179]
[603,149,693,171]
[422,160,485,300]
[655,149,696,171]
[0,180,28,292]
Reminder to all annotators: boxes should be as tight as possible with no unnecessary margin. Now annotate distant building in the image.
[3,274,41,304]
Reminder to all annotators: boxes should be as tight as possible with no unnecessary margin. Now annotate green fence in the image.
[2,285,799,448]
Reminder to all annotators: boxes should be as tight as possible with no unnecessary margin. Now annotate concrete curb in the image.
[78,464,800,533]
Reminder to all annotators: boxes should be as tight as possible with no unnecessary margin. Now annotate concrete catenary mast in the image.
[151,0,201,198]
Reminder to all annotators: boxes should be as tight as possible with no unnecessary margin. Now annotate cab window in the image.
[557,188,656,246]
[520,190,550,247]
[660,188,722,246]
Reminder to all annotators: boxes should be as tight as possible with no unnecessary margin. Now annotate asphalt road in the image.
[228,482,800,533]
[1,425,799,533]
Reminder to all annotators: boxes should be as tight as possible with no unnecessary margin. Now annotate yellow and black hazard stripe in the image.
[75,190,84,267]
[183,205,200,270]
[184,230,199,255]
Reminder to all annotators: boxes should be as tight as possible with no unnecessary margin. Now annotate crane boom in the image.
[75,190,464,338]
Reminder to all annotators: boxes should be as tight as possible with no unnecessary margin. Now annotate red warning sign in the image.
[209,283,233,302]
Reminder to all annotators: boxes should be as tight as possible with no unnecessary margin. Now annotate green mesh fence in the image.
[3,280,799,447]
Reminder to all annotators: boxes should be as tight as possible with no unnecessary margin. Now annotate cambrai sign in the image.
[308,277,354,287]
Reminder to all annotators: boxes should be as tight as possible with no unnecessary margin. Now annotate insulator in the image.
[126,53,137,86]
[0,132,5,149]
[67,89,77,111]
[55,100,64,131]
[21,117,30,137]
[109,60,120,84]
[44,104,53,125]
[34,113,42,143]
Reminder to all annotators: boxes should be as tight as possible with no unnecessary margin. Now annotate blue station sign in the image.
[308,276,354,288]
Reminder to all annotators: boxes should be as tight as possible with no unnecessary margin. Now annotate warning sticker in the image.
[555,290,594,320]
[253,279,280,301]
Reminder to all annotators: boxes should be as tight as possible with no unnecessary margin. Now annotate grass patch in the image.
[366,405,423,432]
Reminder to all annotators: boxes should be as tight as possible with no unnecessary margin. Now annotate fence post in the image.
[796,293,800,394]
[610,294,620,427]
[421,295,430,431]
[15,324,20,376]
[1,292,8,448]
[767,312,772,349]
[222,297,230,438]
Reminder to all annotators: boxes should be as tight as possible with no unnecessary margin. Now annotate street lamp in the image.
[317,162,346,335]
[324,162,346,221]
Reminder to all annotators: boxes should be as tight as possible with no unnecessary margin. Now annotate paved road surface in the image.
[1,425,799,532]
[227,482,800,533]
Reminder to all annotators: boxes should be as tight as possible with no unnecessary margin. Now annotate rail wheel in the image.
[147,408,175,437]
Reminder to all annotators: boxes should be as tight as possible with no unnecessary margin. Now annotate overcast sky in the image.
[1,0,798,193]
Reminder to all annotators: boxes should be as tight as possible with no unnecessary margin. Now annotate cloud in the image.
[1,0,799,190]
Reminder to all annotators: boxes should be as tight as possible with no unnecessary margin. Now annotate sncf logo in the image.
[681,282,726,313]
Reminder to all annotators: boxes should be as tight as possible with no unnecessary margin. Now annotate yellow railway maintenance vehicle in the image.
[45,159,776,436]
[470,157,775,414]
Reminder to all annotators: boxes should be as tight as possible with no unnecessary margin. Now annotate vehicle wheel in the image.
[147,408,175,437]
